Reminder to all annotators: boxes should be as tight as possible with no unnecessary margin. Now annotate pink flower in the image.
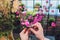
[21,13,44,27]
[46,0,48,3]
[28,15,33,20]
[46,9,49,12]
[39,9,43,12]
[50,4,52,6]
[43,5,46,8]
[33,16,38,24]
[19,6,22,9]
[22,6,25,8]
[32,14,43,24]
[21,22,25,25]
[24,20,30,27]
[51,10,54,13]
[51,22,56,27]
[16,16,19,18]
[37,16,43,21]
[45,7,47,10]
[21,20,30,27]
[20,18,24,22]
[22,11,26,16]
[16,11,19,15]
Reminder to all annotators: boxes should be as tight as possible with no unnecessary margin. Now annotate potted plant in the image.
[57,5,60,12]
[48,18,55,26]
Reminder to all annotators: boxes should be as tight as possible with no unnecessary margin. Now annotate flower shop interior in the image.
[0,0,60,40]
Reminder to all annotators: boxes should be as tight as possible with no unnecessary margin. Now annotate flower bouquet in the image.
[21,13,44,28]
[15,8,45,28]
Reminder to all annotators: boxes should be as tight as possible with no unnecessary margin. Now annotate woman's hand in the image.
[19,28,28,40]
[20,22,45,40]
[30,22,44,40]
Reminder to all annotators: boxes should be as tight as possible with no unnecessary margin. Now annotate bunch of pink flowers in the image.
[21,13,45,27]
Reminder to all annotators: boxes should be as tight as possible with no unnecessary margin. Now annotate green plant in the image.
[19,3,24,6]
[57,5,60,9]
[57,5,60,12]
[0,12,16,37]
[34,3,42,8]
[49,18,55,22]
[48,18,55,26]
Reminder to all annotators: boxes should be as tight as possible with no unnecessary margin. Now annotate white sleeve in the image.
[44,37,50,40]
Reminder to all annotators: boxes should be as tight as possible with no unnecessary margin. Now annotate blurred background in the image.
[0,0,60,40]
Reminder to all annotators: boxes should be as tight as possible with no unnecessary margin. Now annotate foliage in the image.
[48,17,55,26]
[19,3,24,6]
[34,3,42,8]
[0,12,16,37]
[57,5,60,9]
[48,18,55,22]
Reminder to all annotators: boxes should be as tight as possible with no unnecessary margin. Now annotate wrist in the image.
[40,38,44,40]
[38,36,44,40]
[21,39,28,40]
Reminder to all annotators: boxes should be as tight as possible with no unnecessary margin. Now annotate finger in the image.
[30,28,36,34]
[34,22,43,30]
[34,27,38,31]
[35,22,41,27]
[21,28,27,33]
[27,29,31,34]
[25,30,28,35]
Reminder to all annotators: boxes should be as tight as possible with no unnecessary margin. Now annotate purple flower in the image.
[16,16,19,18]
[51,10,54,13]
[19,6,22,9]
[28,15,33,20]
[22,11,27,16]
[50,4,52,6]
[44,7,47,10]
[46,9,48,12]
[43,5,46,8]
[51,22,56,27]
[21,22,25,25]
[24,20,30,27]
[37,16,43,21]
[16,11,19,15]
[40,9,43,12]
[32,16,38,24]
[20,18,24,22]
[32,14,43,24]
[46,0,48,3]
[35,13,40,16]
[21,20,30,27]
[21,13,44,27]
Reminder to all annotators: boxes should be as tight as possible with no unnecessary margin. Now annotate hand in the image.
[30,22,44,40]
[19,28,28,40]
